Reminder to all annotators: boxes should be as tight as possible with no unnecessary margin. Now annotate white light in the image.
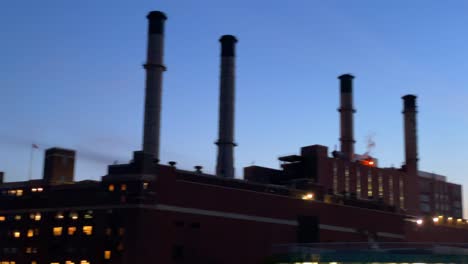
[433,217,439,223]
[416,219,423,225]
[301,193,314,200]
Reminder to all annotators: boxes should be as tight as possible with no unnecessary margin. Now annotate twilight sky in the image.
[1,0,467,215]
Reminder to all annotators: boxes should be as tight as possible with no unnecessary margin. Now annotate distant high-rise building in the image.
[43,147,75,185]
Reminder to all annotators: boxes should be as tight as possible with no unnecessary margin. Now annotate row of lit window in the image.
[11,226,92,238]
[0,211,93,222]
[108,182,149,192]
[9,226,125,238]
[50,261,91,264]
[332,164,405,208]
[2,187,44,197]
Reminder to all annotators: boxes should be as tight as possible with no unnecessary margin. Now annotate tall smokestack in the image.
[142,11,167,159]
[402,94,419,215]
[338,74,355,161]
[216,35,238,178]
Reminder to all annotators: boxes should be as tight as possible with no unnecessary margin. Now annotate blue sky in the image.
[1,0,467,215]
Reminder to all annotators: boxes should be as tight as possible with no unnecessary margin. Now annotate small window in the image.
[69,212,78,220]
[108,184,115,192]
[53,227,63,236]
[83,226,93,236]
[104,250,111,259]
[174,221,184,227]
[68,227,77,235]
[143,182,149,190]
[27,229,34,238]
[121,184,127,191]
[14,215,22,221]
[13,231,21,238]
[30,213,41,221]
[0,216,5,222]
[55,212,64,220]
[172,245,184,260]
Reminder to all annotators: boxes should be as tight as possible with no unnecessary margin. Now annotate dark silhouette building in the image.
[43,148,76,185]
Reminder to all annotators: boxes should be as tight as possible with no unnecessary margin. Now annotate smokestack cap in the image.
[403,94,417,110]
[147,11,167,35]
[220,35,238,57]
[338,74,354,93]
[338,74,355,80]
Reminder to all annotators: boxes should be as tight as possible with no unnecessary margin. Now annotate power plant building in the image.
[0,10,466,264]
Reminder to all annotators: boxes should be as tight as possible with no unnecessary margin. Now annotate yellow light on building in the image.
[104,250,112,259]
[65,261,75,264]
[80,260,90,264]
[301,193,314,200]
[0,216,5,221]
[56,212,64,219]
[457,219,463,223]
[16,189,23,196]
[121,184,127,191]
[13,231,21,238]
[108,184,115,192]
[31,261,37,264]
[68,226,77,235]
[31,188,37,192]
[27,229,34,237]
[83,226,93,235]
[53,227,63,236]
[433,217,439,223]
[70,212,79,220]
[14,215,22,221]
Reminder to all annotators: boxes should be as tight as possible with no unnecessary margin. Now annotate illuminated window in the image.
[30,213,41,221]
[37,187,43,192]
[356,168,361,198]
[53,227,63,236]
[70,212,78,220]
[389,176,394,205]
[83,226,93,235]
[80,260,90,264]
[14,215,22,221]
[84,211,93,219]
[108,184,115,192]
[399,178,405,209]
[332,162,338,194]
[0,216,5,222]
[31,261,37,264]
[104,250,111,259]
[344,166,349,193]
[65,261,75,264]
[27,229,34,237]
[51,262,60,264]
[117,242,124,251]
[55,212,64,219]
[16,189,23,196]
[31,188,37,192]
[143,182,149,189]
[68,226,77,235]
[13,231,21,238]
[8,190,16,195]
[378,173,383,198]
[26,247,32,253]
[367,170,373,197]
[121,184,127,191]
[105,228,112,236]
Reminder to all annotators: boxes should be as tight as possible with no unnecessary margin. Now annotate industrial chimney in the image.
[338,74,355,161]
[142,11,167,160]
[216,35,238,178]
[402,94,419,215]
